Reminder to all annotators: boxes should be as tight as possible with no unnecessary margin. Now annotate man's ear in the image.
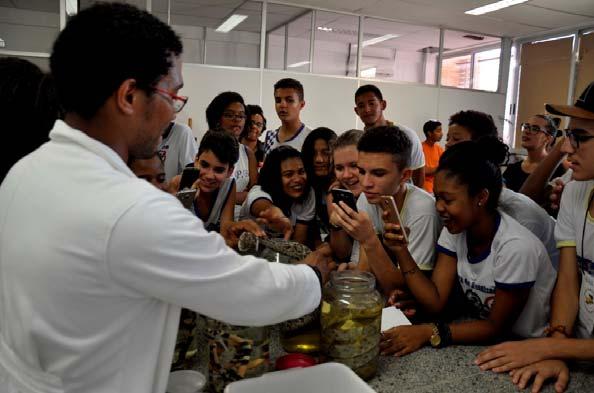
[380,100,387,111]
[300,100,305,110]
[227,165,235,177]
[115,78,138,115]
[400,167,412,185]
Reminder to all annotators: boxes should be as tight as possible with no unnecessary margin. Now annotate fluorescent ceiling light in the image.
[531,34,574,44]
[0,38,5,48]
[361,67,377,78]
[362,34,399,47]
[288,61,310,68]
[317,26,333,32]
[216,14,248,33]
[465,0,528,16]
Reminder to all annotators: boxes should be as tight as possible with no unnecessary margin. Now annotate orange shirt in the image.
[422,141,444,194]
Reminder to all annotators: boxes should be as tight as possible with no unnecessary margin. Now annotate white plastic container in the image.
[224,362,377,393]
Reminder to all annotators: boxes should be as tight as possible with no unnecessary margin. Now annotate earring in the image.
[478,202,482,207]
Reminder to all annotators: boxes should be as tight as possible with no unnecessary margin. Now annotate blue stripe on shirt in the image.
[494,281,535,290]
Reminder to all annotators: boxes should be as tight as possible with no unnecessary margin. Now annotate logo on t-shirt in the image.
[158,145,169,162]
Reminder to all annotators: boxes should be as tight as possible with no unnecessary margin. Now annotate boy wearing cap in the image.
[475,81,594,393]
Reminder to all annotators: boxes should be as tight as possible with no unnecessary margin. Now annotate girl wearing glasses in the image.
[502,115,565,193]
[240,104,267,166]
[206,92,258,219]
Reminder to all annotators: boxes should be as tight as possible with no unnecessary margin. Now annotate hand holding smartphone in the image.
[379,195,408,243]
[176,189,197,210]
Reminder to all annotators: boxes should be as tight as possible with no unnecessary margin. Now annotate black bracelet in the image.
[308,265,323,287]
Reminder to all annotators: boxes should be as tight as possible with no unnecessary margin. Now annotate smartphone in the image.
[331,188,358,212]
[176,189,197,210]
[179,167,200,190]
[379,195,408,243]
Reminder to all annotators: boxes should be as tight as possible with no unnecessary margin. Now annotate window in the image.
[312,11,358,77]
[440,30,501,92]
[361,18,440,84]
[266,4,312,72]
[0,0,59,53]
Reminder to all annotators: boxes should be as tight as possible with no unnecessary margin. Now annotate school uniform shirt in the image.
[239,185,316,226]
[555,179,594,338]
[193,178,235,233]
[385,121,426,171]
[350,183,441,271]
[0,120,321,393]
[499,188,559,270]
[437,212,556,338]
[263,123,311,155]
[158,122,198,181]
[232,144,251,219]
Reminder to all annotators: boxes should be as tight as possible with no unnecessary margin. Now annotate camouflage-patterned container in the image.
[321,271,383,380]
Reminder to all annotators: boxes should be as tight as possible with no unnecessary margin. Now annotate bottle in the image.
[321,271,383,380]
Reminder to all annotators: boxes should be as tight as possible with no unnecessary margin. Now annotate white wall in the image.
[177,64,506,148]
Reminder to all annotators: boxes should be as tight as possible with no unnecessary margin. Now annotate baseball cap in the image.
[545,81,594,120]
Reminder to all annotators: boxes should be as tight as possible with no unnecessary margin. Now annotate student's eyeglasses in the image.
[155,88,188,113]
[250,120,264,129]
[520,123,547,135]
[565,128,594,150]
[222,112,247,121]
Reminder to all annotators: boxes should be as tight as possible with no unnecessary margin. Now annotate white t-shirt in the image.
[0,120,321,393]
[233,144,250,193]
[263,124,311,155]
[499,188,559,270]
[240,185,316,226]
[387,121,425,171]
[351,183,441,270]
[158,122,198,181]
[555,179,594,338]
[438,212,556,338]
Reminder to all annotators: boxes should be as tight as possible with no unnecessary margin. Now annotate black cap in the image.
[546,82,594,120]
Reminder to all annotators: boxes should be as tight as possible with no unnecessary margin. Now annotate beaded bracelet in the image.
[543,325,569,338]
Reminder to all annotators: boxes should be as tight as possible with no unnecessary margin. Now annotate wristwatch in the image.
[429,324,441,348]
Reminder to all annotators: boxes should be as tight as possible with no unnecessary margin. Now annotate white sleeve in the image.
[555,182,577,248]
[295,188,316,223]
[178,124,198,171]
[401,125,425,170]
[493,239,538,289]
[437,227,457,258]
[106,193,321,326]
[407,213,440,270]
[245,186,273,214]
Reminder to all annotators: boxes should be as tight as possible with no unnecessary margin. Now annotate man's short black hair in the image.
[197,130,239,166]
[448,110,498,140]
[357,125,412,170]
[50,3,182,119]
[274,78,304,101]
[355,84,383,101]
[423,120,442,137]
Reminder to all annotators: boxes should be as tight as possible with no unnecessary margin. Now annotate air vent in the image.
[463,34,485,41]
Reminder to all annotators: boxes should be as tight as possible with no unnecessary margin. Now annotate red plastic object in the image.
[275,353,317,370]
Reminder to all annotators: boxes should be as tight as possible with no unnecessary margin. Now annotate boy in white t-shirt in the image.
[476,83,594,393]
[330,125,441,295]
[263,78,311,155]
[158,121,198,181]
[379,137,555,359]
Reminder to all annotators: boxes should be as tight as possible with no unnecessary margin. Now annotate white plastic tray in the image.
[224,362,377,393]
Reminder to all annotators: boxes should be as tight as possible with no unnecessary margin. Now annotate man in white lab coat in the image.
[0,3,329,393]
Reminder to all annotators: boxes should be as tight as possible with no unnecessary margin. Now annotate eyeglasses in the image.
[222,112,247,121]
[520,123,547,135]
[250,120,264,129]
[154,88,188,113]
[565,128,594,149]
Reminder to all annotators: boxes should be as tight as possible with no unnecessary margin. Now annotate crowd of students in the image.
[2,3,594,393]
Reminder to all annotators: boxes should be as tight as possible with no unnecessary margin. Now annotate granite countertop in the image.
[191,322,594,392]
[368,345,594,393]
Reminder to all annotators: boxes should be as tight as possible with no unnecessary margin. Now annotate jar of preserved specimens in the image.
[205,318,270,393]
[321,271,383,380]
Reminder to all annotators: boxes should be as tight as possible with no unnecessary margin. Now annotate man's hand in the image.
[330,202,376,245]
[301,245,334,284]
[222,220,266,249]
[549,178,566,211]
[509,360,569,393]
[256,206,292,240]
[475,338,555,373]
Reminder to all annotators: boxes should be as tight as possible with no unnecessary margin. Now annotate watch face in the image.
[430,334,441,348]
